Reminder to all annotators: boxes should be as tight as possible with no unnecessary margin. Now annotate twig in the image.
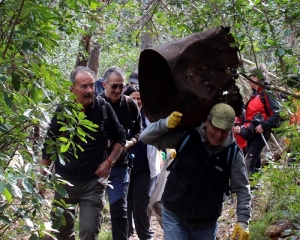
[239,73,300,99]
[2,0,25,58]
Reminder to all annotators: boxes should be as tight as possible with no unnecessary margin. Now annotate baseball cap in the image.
[209,103,235,131]
[128,78,139,85]
[128,70,139,85]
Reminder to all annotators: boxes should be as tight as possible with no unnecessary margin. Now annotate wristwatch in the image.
[106,158,116,167]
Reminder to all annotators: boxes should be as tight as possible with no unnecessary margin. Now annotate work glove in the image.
[98,176,114,189]
[166,111,182,128]
[231,222,249,240]
[166,149,176,159]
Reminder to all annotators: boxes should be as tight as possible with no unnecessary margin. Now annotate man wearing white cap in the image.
[141,103,251,240]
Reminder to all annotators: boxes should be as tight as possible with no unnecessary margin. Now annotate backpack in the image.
[176,129,239,196]
[95,78,105,95]
[259,92,283,128]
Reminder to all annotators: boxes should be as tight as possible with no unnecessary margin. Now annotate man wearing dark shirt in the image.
[40,66,126,240]
[100,66,142,240]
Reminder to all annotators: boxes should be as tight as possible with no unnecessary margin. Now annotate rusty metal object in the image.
[139,26,243,128]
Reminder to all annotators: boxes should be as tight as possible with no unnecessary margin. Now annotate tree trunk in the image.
[140,0,153,51]
[88,41,101,78]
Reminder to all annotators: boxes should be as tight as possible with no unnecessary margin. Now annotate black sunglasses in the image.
[107,83,125,90]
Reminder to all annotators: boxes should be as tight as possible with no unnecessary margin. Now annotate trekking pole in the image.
[128,152,135,176]
[270,133,283,153]
[261,133,273,160]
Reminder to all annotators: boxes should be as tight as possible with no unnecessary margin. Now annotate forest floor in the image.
[129,195,239,240]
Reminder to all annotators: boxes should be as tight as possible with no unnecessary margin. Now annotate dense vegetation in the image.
[0,0,300,239]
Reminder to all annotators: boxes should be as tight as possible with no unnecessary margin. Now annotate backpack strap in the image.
[96,96,107,135]
[225,143,239,196]
[177,130,190,153]
[124,95,135,129]
[260,92,271,117]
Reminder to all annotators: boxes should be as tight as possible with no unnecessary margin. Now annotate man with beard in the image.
[40,66,126,240]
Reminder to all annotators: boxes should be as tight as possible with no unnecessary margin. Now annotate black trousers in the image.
[127,169,156,240]
[245,133,269,174]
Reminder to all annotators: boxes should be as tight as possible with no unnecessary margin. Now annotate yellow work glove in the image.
[231,222,249,240]
[166,149,176,159]
[166,111,182,128]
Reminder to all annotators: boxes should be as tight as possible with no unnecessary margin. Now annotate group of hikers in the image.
[39,63,281,240]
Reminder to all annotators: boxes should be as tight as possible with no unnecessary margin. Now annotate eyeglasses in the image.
[107,83,126,90]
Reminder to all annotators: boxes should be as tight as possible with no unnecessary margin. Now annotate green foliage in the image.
[0,0,300,238]
[250,161,300,239]
[0,0,103,238]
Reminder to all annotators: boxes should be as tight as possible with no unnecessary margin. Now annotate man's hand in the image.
[166,111,182,128]
[95,160,111,179]
[124,140,134,150]
[231,222,249,240]
[255,124,264,134]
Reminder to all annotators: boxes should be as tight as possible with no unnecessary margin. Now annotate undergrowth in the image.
[249,159,300,239]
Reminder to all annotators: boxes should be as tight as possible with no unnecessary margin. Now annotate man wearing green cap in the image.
[140,103,251,240]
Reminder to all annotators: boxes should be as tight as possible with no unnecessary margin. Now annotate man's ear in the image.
[70,85,74,93]
[205,119,209,128]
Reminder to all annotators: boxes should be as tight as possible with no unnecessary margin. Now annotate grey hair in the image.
[103,66,126,83]
[70,66,96,84]
[207,114,213,121]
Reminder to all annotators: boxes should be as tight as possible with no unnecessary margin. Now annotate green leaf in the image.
[3,188,12,203]
[21,40,31,52]
[0,182,5,193]
[30,87,44,103]
[11,72,21,91]
[90,1,98,10]
[59,126,68,132]
[60,142,70,153]
[284,29,291,36]
[23,109,33,117]
[58,154,66,165]
[59,137,69,142]
[0,124,8,132]
[24,217,34,228]
[29,234,39,240]
[22,179,34,192]
[277,48,285,56]
[3,92,13,107]
[11,184,23,198]
[55,185,68,198]
[78,111,86,121]
[76,127,86,137]
[0,215,11,225]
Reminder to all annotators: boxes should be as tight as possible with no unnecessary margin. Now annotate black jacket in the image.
[42,97,126,180]
[100,93,142,166]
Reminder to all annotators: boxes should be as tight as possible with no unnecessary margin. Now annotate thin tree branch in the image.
[2,0,25,58]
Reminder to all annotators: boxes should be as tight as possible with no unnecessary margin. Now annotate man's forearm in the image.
[107,143,124,162]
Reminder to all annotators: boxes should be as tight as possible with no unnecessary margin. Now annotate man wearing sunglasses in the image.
[140,103,251,240]
[100,66,142,240]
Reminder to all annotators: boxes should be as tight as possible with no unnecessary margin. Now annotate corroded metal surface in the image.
[138,26,243,128]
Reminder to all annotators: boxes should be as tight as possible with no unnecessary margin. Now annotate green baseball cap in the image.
[209,103,235,131]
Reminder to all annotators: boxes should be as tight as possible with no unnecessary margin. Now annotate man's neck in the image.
[104,93,122,104]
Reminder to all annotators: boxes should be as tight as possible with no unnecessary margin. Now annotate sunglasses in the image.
[107,83,126,90]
